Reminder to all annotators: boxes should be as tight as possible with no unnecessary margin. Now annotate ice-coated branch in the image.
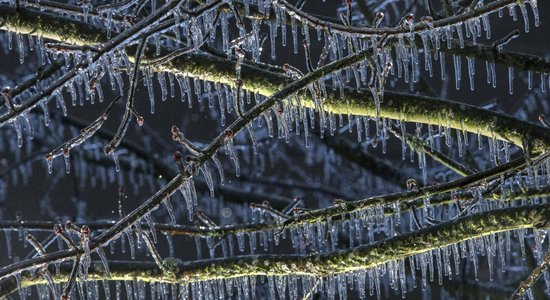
[510,248,550,299]
[2,204,550,297]
[274,0,526,36]
[2,4,550,152]
[103,38,147,159]
[318,132,419,186]
[0,152,540,242]
[190,153,539,237]
[1,183,549,239]
[44,95,121,174]
[95,204,550,279]
[388,123,475,176]
[157,55,550,153]
[164,51,550,154]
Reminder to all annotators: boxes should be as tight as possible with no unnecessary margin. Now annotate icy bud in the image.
[372,12,384,28]
[539,114,549,128]
[406,179,418,191]
[399,13,414,30]
[420,16,434,29]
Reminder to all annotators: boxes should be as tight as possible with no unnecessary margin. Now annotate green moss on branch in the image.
[2,5,550,151]
[2,204,550,296]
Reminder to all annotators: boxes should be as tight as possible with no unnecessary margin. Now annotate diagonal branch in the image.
[0,37,378,282]
[388,123,475,177]
[0,152,541,240]
[510,248,550,300]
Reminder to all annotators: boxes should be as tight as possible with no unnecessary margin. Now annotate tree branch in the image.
[2,4,550,152]
[510,248,550,299]
[2,204,550,298]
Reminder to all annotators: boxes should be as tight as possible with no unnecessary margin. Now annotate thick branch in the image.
[2,204,550,296]
[2,5,550,152]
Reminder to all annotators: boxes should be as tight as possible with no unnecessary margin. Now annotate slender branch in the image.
[276,0,519,36]
[60,256,80,299]
[0,153,542,241]
[388,124,475,176]
[510,249,550,300]
[318,132,419,186]
[104,38,147,156]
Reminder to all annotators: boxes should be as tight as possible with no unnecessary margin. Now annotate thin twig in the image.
[510,249,550,300]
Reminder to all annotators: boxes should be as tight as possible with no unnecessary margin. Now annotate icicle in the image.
[212,154,225,185]
[126,230,136,259]
[145,213,157,243]
[291,15,298,54]
[96,247,110,276]
[16,33,25,64]
[398,259,407,298]
[80,225,91,279]
[40,101,50,127]
[530,0,539,27]
[482,13,491,39]
[15,272,27,300]
[439,52,446,80]
[436,248,443,285]
[163,198,176,224]
[519,3,530,32]
[269,20,277,60]
[280,10,288,47]
[456,23,464,48]
[158,72,168,102]
[46,156,53,174]
[508,66,514,94]
[110,151,120,172]
[13,118,23,148]
[518,229,526,259]
[63,148,71,174]
[453,54,461,90]
[237,233,245,252]
[224,131,240,177]
[490,61,497,88]
[145,67,156,113]
[54,91,67,116]
[398,121,407,160]
[467,57,475,91]
[4,230,12,258]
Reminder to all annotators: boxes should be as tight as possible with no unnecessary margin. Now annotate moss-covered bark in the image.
[1,204,549,297]
[2,5,550,151]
